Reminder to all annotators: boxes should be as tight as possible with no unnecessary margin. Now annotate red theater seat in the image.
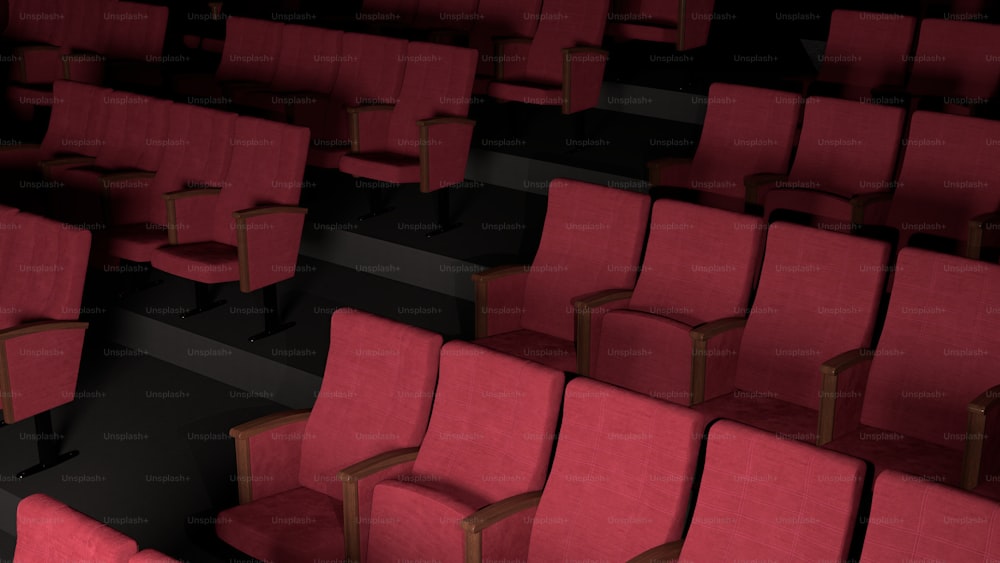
[473,179,650,373]
[579,199,765,403]
[216,308,442,563]
[907,18,1000,116]
[362,341,564,563]
[606,0,716,50]
[466,0,541,81]
[14,494,138,562]
[487,0,609,113]
[649,83,803,213]
[128,550,180,563]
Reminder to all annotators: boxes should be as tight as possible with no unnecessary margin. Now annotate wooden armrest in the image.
[346,104,394,115]
[818,348,873,445]
[820,348,872,376]
[471,264,527,283]
[970,384,1000,416]
[461,491,542,534]
[626,539,684,563]
[229,409,311,440]
[233,206,308,219]
[163,188,221,200]
[690,316,747,342]
[744,172,788,205]
[417,117,475,127]
[0,321,88,341]
[967,211,1000,259]
[964,383,1000,489]
[40,156,95,176]
[572,289,634,376]
[338,447,420,482]
[572,289,634,312]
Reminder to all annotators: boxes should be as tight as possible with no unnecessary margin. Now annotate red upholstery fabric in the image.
[366,340,564,562]
[732,222,889,410]
[100,2,168,61]
[360,0,420,23]
[270,25,342,94]
[527,378,706,560]
[908,19,1000,102]
[887,111,1000,249]
[413,0,479,30]
[150,241,239,285]
[215,17,283,84]
[681,83,802,211]
[762,97,906,223]
[3,0,69,45]
[104,224,167,264]
[89,93,171,172]
[679,421,866,562]
[593,200,765,401]
[129,550,180,562]
[818,10,916,92]
[606,0,715,50]
[861,470,1000,562]
[468,0,542,75]
[516,0,608,86]
[520,179,650,342]
[14,494,138,563]
[40,81,113,160]
[469,328,577,372]
[859,249,1000,449]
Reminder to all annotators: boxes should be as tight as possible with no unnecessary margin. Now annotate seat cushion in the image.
[150,241,240,285]
[338,152,421,185]
[106,223,169,263]
[366,480,474,563]
[473,329,577,372]
[216,487,344,563]
[487,81,563,106]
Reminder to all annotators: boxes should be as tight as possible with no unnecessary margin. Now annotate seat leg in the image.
[426,189,461,237]
[248,285,295,343]
[180,282,226,318]
[17,411,78,479]
[359,181,394,220]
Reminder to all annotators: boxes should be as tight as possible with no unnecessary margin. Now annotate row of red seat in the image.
[2,0,169,118]
[810,11,1000,114]
[0,80,311,341]
[648,82,1000,258]
[0,205,90,478]
[472,179,1000,497]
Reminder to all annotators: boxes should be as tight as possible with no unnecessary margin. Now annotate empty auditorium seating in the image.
[860,470,1000,561]
[906,18,1000,115]
[578,199,765,403]
[0,208,91,478]
[751,96,906,228]
[820,248,1000,491]
[338,41,477,234]
[632,420,867,561]
[606,0,716,50]
[362,341,564,562]
[812,10,916,101]
[14,494,138,562]
[487,0,610,113]
[85,1,170,89]
[691,222,889,443]
[649,83,803,213]
[149,116,309,341]
[885,111,1000,259]
[463,377,706,561]
[472,179,650,372]
[215,308,442,563]
[466,0,542,80]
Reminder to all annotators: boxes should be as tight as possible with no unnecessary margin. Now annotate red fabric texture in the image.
[240,210,306,292]
[215,16,283,84]
[3,325,86,423]
[245,418,308,502]
[564,49,607,113]
[732,222,889,410]
[468,0,541,76]
[100,2,168,60]
[128,550,179,562]
[908,18,1000,100]
[271,25,342,94]
[150,241,239,285]
[520,0,608,86]
[42,81,113,160]
[10,46,62,84]
[680,421,866,562]
[818,10,916,91]
[887,111,1000,248]
[860,470,1000,562]
[471,328,577,372]
[477,267,529,337]
[366,340,564,562]
[685,83,803,211]
[88,93,171,172]
[413,0,480,30]
[527,378,706,560]
[421,118,475,191]
[14,493,138,563]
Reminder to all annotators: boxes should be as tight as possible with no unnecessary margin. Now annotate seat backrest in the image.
[626,199,766,325]
[785,97,906,197]
[4,0,68,45]
[299,308,442,498]
[818,10,916,89]
[94,92,172,172]
[681,420,866,562]
[887,111,1000,248]
[215,16,284,84]
[411,341,564,508]
[41,81,113,159]
[861,248,1000,449]
[688,83,803,209]
[471,0,541,39]
[413,0,479,29]
[384,41,476,156]
[331,32,408,107]
[60,0,109,53]
[860,470,1000,562]
[99,1,169,60]
[522,0,609,85]
[521,179,651,342]
[734,222,889,410]
[909,18,1000,99]
[211,116,309,247]
[528,378,706,560]
[0,212,90,330]
[271,25,342,93]
[14,494,138,563]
